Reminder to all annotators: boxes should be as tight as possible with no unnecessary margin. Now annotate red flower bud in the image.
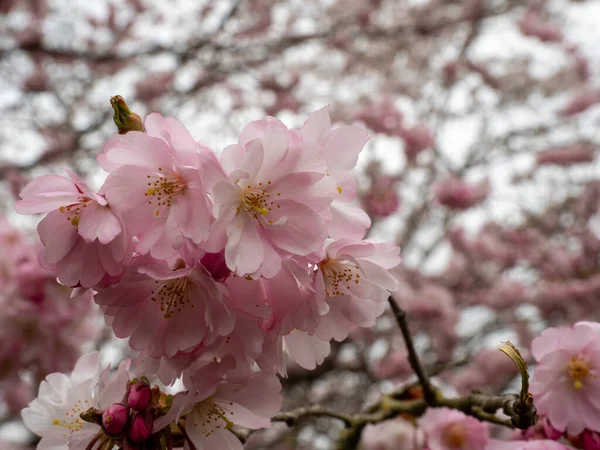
[128,380,152,411]
[583,430,600,450]
[542,418,563,440]
[102,403,128,435]
[129,412,153,443]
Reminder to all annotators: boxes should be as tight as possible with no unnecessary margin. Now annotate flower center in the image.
[59,198,93,228]
[151,277,192,319]
[193,398,235,438]
[567,356,594,390]
[442,423,467,449]
[318,258,361,297]
[239,182,280,226]
[52,399,89,437]
[145,168,187,217]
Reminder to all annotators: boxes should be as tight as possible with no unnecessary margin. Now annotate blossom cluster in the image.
[0,218,100,416]
[18,106,401,449]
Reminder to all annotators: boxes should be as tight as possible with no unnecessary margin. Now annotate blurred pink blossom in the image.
[399,124,435,161]
[418,407,489,450]
[536,142,595,166]
[435,177,490,210]
[363,176,401,218]
[362,417,425,450]
[518,10,563,42]
[558,90,600,116]
[354,100,403,135]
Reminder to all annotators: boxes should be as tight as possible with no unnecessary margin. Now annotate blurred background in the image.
[1,0,600,449]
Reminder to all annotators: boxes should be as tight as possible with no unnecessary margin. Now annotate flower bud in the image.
[583,430,600,450]
[542,418,562,440]
[110,95,144,134]
[128,380,152,411]
[102,403,128,435]
[129,412,153,443]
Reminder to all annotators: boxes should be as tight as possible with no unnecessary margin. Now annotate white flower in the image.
[22,352,131,450]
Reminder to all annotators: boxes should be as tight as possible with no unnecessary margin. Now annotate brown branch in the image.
[388,296,437,405]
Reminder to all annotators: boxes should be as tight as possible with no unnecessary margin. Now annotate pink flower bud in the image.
[583,430,600,450]
[102,403,128,435]
[128,381,152,411]
[542,418,563,440]
[434,177,490,210]
[129,412,153,443]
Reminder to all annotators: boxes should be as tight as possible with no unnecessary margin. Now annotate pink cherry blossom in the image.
[154,363,283,450]
[558,90,600,117]
[486,440,572,450]
[15,171,131,288]
[434,177,490,210]
[313,239,401,342]
[94,256,235,358]
[399,124,435,161]
[297,106,372,240]
[99,113,221,259]
[209,116,337,278]
[418,407,489,450]
[536,143,595,166]
[363,175,401,219]
[530,321,600,435]
[517,10,563,42]
[361,417,425,450]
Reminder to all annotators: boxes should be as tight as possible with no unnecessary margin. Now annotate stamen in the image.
[568,356,595,390]
[318,259,362,297]
[151,277,192,319]
[144,170,187,217]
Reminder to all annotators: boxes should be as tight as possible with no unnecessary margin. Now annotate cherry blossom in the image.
[418,408,489,450]
[14,171,131,288]
[99,113,220,259]
[94,256,235,358]
[208,116,337,278]
[530,322,600,435]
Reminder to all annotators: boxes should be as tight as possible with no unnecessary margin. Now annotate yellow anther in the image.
[337,186,343,194]
[146,188,155,195]
[70,217,79,226]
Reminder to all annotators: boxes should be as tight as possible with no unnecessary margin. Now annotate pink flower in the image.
[14,171,131,287]
[434,177,490,210]
[536,143,595,166]
[517,10,563,42]
[208,116,337,278]
[558,90,600,117]
[94,256,235,358]
[361,417,425,450]
[363,176,401,218]
[297,106,371,240]
[99,113,220,259]
[313,239,401,342]
[530,322,600,435]
[418,407,489,450]
[486,440,572,450]
[154,363,283,450]
[399,124,435,161]
[354,100,403,135]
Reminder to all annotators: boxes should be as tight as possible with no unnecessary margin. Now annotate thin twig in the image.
[387,296,437,404]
